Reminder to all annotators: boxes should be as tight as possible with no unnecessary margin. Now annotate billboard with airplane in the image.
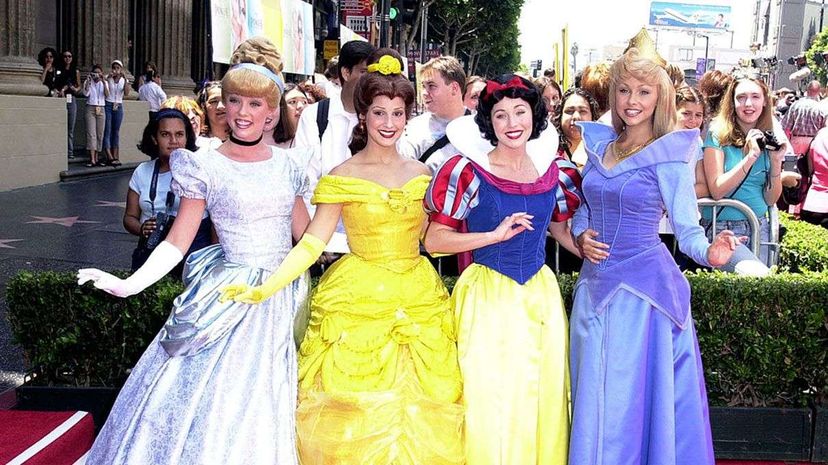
[649,2,731,30]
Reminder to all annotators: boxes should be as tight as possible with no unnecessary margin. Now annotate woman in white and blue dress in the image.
[77,38,307,464]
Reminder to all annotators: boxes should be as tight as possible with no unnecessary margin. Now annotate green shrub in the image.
[688,271,828,407]
[779,214,828,273]
[6,271,183,387]
[5,270,828,408]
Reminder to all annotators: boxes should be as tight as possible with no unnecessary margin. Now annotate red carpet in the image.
[717,461,806,464]
[0,410,93,465]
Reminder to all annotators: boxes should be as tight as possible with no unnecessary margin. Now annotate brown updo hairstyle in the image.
[222,37,285,109]
[348,66,415,154]
[698,69,733,118]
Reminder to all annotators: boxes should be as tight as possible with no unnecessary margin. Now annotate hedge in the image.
[6,270,827,408]
[6,271,180,387]
[779,213,828,273]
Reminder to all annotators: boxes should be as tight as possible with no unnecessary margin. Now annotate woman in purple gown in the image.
[569,44,741,464]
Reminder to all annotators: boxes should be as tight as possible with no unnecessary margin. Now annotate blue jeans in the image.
[66,98,77,156]
[103,101,124,150]
[701,216,771,270]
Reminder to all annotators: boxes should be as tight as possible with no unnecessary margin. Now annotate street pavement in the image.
[0,172,134,391]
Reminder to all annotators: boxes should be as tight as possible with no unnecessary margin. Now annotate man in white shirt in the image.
[399,56,468,172]
[293,40,376,252]
[138,71,167,121]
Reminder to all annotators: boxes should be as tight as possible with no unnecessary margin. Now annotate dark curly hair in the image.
[474,74,548,146]
[137,108,198,159]
[554,87,600,152]
[37,47,58,67]
[348,70,415,154]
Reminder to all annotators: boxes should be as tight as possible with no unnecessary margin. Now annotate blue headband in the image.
[230,63,285,93]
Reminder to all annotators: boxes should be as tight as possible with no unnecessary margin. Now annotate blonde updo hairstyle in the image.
[609,48,676,139]
[222,37,284,109]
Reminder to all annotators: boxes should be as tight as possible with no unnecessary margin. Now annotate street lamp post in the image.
[696,33,710,70]
[571,42,579,76]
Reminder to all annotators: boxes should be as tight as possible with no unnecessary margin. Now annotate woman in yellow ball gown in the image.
[220,56,464,465]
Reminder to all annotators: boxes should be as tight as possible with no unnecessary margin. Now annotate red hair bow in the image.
[485,76,529,100]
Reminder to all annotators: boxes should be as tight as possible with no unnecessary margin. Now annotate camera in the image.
[757,130,783,151]
[145,212,170,249]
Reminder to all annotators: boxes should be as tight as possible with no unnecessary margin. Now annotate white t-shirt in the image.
[106,77,127,103]
[84,81,106,106]
[129,160,212,224]
[138,81,167,111]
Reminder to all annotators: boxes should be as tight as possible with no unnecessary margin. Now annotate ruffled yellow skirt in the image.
[296,255,464,465]
[452,264,570,465]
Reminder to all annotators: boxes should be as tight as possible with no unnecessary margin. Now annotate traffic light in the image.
[399,0,418,25]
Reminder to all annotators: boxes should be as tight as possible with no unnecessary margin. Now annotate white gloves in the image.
[77,241,183,297]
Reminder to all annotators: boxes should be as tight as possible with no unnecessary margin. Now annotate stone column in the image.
[0,0,49,95]
[141,0,195,96]
[70,0,130,75]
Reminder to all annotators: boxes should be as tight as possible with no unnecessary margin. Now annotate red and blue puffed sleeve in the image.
[552,158,582,222]
[424,155,480,229]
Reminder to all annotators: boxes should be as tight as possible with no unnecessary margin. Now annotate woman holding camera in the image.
[703,74,786,268]
[83,64,109,167]
[123,108,212,273]
[103,59,129,167]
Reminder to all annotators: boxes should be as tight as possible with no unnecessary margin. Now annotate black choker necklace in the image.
[229,133,263,146]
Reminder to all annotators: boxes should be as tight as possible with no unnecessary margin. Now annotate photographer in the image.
[137,62,167,121]
[124,109,212,274]
[103,59,130,167]
[703,74,785,270]
[83,64,109,167]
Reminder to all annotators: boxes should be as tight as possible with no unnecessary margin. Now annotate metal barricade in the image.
[696,197,780,266]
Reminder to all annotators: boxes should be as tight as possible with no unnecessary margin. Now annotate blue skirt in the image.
[569,284,715,465]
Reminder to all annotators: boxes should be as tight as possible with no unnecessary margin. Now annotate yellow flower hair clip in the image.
[367,55,402,76]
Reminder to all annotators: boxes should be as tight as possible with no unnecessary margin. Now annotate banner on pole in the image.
[211,0,315,75]
[649,2,732,31]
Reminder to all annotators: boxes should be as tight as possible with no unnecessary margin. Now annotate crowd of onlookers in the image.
[36,41,827,277]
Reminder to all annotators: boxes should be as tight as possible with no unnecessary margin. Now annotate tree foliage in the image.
[805,29,828,85]
[426,0,524,76]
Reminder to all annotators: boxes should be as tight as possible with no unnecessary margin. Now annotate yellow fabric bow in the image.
[367,55,402,76]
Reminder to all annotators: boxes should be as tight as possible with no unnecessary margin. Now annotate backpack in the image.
[316,98,330,141]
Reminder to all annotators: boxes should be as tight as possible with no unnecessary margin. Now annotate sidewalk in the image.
[0,172,134,390]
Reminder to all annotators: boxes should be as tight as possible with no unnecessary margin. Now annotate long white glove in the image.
[77,241,183,297]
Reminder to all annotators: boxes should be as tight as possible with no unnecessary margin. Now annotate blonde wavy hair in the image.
[710,76,773,148]
[162,96,203,121]
[223,37,284,108]
[609,48,676,139]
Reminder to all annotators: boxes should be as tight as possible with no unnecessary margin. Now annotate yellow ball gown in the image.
[296,174,464,465]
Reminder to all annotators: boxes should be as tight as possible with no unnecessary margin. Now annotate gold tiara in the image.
[625,28,667,68]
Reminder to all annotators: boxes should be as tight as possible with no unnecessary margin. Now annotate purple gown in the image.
[569,122,715,465]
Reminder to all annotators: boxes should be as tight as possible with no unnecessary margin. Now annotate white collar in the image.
[445,115,559,175]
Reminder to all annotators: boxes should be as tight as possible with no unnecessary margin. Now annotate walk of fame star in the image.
[0,239,23,249]
[26,216,100,227]
[95,200,127,208]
